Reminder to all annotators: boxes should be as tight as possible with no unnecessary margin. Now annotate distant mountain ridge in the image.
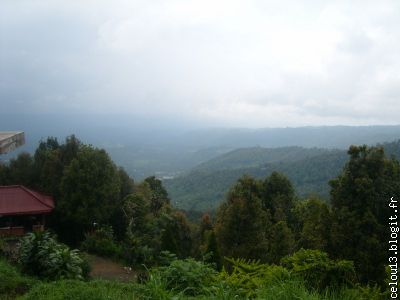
[164,140,400,211]
[1,113,399,180]
[179,125,400,149]
[193,146,339,172]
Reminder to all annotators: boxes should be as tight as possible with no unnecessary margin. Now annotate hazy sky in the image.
[1,0,399,127]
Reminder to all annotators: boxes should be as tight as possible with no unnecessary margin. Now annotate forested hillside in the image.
[1,135,399,299]
[165,140,400,211]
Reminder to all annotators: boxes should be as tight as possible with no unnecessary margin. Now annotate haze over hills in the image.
[1,113,399,180]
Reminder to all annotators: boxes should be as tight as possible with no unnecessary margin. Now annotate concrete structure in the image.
[0,131,25,154]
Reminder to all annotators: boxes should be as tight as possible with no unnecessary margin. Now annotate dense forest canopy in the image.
[0,135,399,298]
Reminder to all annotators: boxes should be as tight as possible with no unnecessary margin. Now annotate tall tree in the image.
[267,220,295,264]
[161,211,193,258]
[262,171,296,222]
[6,153,34,186]
[144,176,170,215]
[329,145,400,284]
[215,176,269,261]
[33,141,63,197]
[56,145,121,245]
[293,197,331,251]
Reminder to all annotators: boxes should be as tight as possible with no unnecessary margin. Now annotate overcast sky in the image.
[1,0,399,127]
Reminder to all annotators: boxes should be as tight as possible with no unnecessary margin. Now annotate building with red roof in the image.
[0,186,55,236]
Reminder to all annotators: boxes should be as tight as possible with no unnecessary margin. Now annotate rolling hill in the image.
[164,140,400,211]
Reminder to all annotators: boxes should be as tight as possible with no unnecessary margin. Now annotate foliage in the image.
[292,197,331,251]
[20,279,138,300]
[124,179,193,266]
[215,176,269,261]
[165,141,400,211]
[215,173,298,264]
[144,176,170,214]
[164,147,349,211]
[123,191,166,266]
[157,250,178,266]
[0,136,134,246]
[57,145,122,244]
[18,231,85,280]
[201,230,223,270]
[262,171,295,221]
[150,258,217,296]
[255,279,375,300]
[81,226,122,259]
[0,254,384,300]
[160,211,193,258]
[267,221,295,264]
[329,144,400,284]
[255,279,321,300]
[0,259,36,297]
[221,257,290,298]
[281,249,356,290]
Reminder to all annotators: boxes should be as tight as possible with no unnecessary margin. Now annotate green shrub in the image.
[149,258,217,296]
[281,249,356,290]
[79,253,92,280]
[134,274,177,300]
[81,226,123,259]
[158,250,178,266]
[18,231,84,280]
[0,259,36,297]
[353,284,386,300]
[220,257,290,298]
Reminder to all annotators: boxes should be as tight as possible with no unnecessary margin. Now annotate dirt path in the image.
[88,255,136,282]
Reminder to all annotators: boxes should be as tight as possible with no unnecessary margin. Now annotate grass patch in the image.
[0,259,36,299]
[19,279,139,300]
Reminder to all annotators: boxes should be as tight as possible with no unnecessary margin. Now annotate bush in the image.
[18,231,84,280]
[0,259,36,297]
[79,253,92,280]
[281,249,356,290]
[81,226,123,259]
[149,258,217,296]
[220,257,290,298]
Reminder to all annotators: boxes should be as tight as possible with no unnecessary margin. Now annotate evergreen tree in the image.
[262,171,296,222]
[7,152,34,186]
[144,176,170,215]
[329,145,400,284]
[215,176,269,261]
[160,211,193,258]
[202,230,223,270]
[293,197,331,251]
[267,220,295,264]
[57,145,121,245]
[33,142,63,198]
[199,213,213,245]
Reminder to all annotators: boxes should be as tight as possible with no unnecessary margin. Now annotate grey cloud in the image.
[1,0,399,127]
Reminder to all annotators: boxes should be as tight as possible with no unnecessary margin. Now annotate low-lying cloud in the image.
[1,0,399,127]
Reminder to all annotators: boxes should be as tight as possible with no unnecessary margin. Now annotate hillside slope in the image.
[165,140,400,211]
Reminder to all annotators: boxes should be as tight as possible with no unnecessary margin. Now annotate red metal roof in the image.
[0,186,54,216]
